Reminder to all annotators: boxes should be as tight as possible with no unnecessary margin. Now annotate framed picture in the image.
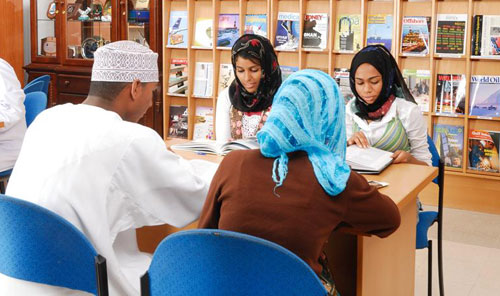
[133,0,149,10]
[41,37,57,56]
[102,0,112,22]
[66,3,82,21]
[46,1,56,19]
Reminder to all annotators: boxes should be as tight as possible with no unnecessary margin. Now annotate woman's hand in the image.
[347,131,370,148]
[391,150,428,165]
[391,150,413,163]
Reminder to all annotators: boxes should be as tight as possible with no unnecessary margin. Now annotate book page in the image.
[221,137,260,155]
[346,145,393,172]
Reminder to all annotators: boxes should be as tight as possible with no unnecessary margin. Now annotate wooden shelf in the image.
[162,0,500,212]
[446,170,500,181]
[468,116,500,121]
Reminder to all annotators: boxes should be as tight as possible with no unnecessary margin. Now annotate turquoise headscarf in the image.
[257,69,351,196]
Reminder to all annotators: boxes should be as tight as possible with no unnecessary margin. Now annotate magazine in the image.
[469,76,500,117]
[168,105,188,139]
[217,14,239,48]
[433,124,464,168]
[366,14,393,51]
[171,137,260,156]
[468,129,500,172]
[302,13,328,50]
[193,106,214,140]
[434,74,466,115]
[402,69,430,112]
[333,68,354,104]
[218,63,235,94]
[435,14,467,57]
[244,14,267,37]
[334,14,362,52]
[193,17,213,48]
[401,16,431,56]
[346,145,394,174]
[471,15,500,58]
[274,12,300,51]
[167,11,188,48]
[168,58,188,95]
[193,62,214,97]
[280,65,299,81]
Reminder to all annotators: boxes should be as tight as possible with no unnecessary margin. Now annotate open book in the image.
[346,145,394,174]
[171,138,260,156]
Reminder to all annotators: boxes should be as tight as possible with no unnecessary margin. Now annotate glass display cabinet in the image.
[25,0,163,135]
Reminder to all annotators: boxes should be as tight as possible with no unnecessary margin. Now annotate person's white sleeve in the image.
[215,88,231,143]
[112,129,218,228]
[345,103,354,141]
[402,103,432,166]
[0,59,25,132]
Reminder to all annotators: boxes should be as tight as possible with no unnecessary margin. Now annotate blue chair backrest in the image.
[427,135,440,184]
[24,91,47,126]
[26,75,50,96]
[0,194,103,295]
[143,229,327,296]
[23,80,44,94]
[0,169,12,178]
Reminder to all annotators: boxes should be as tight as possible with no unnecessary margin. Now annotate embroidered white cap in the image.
[91,41,159,82]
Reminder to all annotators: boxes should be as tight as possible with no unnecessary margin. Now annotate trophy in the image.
[78,7,92,21]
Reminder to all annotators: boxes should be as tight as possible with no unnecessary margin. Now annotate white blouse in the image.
[215,88,265,143]
[345,98,432,166]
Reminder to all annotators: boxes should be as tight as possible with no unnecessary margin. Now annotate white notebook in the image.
[346,145,393,174]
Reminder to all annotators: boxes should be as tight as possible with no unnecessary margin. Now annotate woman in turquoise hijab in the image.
[199,70,400,295]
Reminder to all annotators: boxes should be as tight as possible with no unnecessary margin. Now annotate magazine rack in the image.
[162,0,500,212]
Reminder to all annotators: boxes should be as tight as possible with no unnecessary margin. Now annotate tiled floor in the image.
[415,206,500,296]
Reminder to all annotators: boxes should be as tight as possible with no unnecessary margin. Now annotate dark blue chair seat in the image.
[141,229,328,296]
[417,211,438,249]
[23,80,44,94]
[25,75,50,96]
[0,169,13,194]
[417,135,445,296]
[24,91,47,126]
[0,194,108,295]
[0,169,12,178]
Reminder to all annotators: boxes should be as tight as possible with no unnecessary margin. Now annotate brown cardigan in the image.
[199,149,401,275]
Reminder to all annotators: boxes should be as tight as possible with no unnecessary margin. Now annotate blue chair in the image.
[0,168,13,194]
[0,92,47,193]
[23,80,44,94]
[141,229,328,296]
[416,136,445,296]
[24,91,47,126]
[25,75,50,96]
[0,194,108,295]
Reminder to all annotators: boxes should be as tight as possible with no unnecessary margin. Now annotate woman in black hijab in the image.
[215,34,282,143]
[345,45,432,166]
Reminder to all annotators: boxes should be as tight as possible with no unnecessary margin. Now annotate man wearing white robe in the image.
[0,58,26,172]
[2,41,217,295]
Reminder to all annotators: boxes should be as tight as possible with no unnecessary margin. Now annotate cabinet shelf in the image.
[28,0,163,136]
[67,20,112,24]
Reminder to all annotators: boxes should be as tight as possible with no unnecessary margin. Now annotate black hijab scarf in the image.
[229,34,282,112]
[349,45,415,120]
